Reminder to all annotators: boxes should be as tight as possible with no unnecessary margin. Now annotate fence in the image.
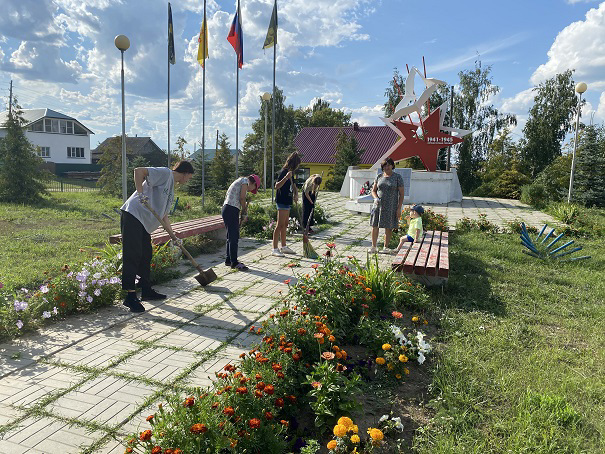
[45,179,99,193]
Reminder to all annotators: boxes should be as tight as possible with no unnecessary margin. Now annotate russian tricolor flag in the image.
[227,1,243,69]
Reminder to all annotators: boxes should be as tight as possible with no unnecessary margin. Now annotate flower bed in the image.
[127,247,433,453]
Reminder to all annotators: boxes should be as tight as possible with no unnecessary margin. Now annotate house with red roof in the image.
[293,122,398,188]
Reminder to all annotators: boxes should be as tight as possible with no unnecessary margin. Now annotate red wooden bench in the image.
[392,230,449,286]
[109,215,225,245]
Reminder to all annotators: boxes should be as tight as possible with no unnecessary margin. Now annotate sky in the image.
[0,0,604,154]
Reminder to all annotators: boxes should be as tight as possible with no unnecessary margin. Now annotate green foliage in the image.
[149,242,181,284]
[353,255,408,315]
[472,169,531,199]
[534,153,573,203]
[210,133,234,189]
[549,202,580,225]
[325,130,364,191]
[299,439,320,454]
[398,206,448,232]
[452,61,516,194]
[305,361,362,431]
[97,136,128,197]
[455,213,500,233]
[0,101,48,204]
[186,147,211,195]
[521,182,549,208]
[574,124,605,207]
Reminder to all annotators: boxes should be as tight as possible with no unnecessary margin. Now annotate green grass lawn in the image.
[416,231,605,452]
[0,190,224,292]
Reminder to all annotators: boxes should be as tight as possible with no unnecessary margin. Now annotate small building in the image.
[91,136,167,167]
[0,108,94,165]
[293,122,398,187]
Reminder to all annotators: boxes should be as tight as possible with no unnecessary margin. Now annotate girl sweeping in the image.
[272,152,301,257]
[302,174,322,234]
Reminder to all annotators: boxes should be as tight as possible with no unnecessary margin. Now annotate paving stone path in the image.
[0,194,555,453]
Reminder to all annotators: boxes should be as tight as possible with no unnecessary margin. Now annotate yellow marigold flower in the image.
[375,357,386,365]
[367,428,384,441]
[337,417,353,429]
[351,434,360,443]
[387,363,394,370]
[382,344,391,351]
[333,424,347,437]
[351,424,359,434]
[395,373,402,379]
[327,440,337,450]
[412,316,419,322]
[398,354,408,363]
[404,367,410,375]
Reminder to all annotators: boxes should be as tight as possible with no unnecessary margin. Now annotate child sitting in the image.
[393,205,424,253]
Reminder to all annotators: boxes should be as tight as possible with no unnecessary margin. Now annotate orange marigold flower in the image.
[335,351,343,359]
[236,387,248,394]
[280,419,289,426]
[314,332,324,338]
[190,423,208,434]
[297,328,307,335]
[286,395,297,403]
[275,398,285,407]
[365,287,372,292]
[341,350,348,360]
[277,371,285,379]
[256,381,266,390]
[151,447,162,454]
[332,345,340,352]
[322,352,335,360]
[272,363,282,371]
[223,406,235,416]
[392,311,403,318]
[311,381,322,389]
[239,353,246,358]
[139,430,152,441]
[265,411,274,420]
[311,264,319,269]
[328,335,335,342]
[125,448,133,453]
[146,414,154,422]
[284,279,291,284]
[292,352,302,361]
[255,373,262,380]
[183,397,195,408]
[249,418,261,429]
[254,390,263,398]
[264,384,275,395]
[327,440,338,450]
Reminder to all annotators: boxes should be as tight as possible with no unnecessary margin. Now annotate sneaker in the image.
[141,288,167,301]
[232,262,249,271]
[379,248,394,254]
[123,294,145,313]
[280,246,296,254]
[367,246,377,254]
[272,248,285,257]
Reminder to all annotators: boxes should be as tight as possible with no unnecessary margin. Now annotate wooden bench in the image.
[392,230,449,286]
[109,215,225,245]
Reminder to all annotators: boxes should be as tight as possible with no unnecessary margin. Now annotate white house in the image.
[0,108,94,164]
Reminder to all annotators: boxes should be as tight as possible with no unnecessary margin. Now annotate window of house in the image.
[29,120,44,132]
[67,147,84,158]
[296,167,310,186]
[60,120,67,134]
[74,123,87,135]
[44,119,52,132]
[38,147,50,158]
[66,121,73,134]
[51,119,59,133]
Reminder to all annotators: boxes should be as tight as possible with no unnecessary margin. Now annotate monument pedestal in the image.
[342,167,462,213]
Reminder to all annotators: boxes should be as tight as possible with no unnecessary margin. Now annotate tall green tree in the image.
[574,125,605,207]
[521,70,577,177]
[211,133,234,189]
[0,100,48,203]
[452,61,516,193]
[97,136,133,197]
[186,144,211,195]
[383,68,406,117]
[326,130,364,191]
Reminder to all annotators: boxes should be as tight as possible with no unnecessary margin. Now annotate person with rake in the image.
[302,174,322,234]
[120,161,194,313]
[272,152,301,257]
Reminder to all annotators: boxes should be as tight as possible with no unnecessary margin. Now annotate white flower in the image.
[40,285,49,293]
[53,307,58,315]
[418,352,426,365]
[16,320,23,329]
[392,417,404,431]
[94,289,101,296]
[78,291,86,298]
[42,311,51,319]
[93,272,102,279]
[379,414,389,423]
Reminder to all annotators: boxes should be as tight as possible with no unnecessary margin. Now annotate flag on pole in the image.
[227,1,243,68]
[263,0,277,49]
[168,2,176,64]
[197,15,209,66]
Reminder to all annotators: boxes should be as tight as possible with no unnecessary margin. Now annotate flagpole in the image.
[202,0,206,207]
[236,60,239,178]
[167,3,171,167]
[271,13,276,203]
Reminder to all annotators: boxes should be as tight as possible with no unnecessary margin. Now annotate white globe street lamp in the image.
[262,92,272,192]
[568,82,587,203]
[115,35,130,203]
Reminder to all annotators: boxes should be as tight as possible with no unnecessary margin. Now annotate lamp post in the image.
[567,81,587,203]
[114,34,130,203]
[261,92,272,191]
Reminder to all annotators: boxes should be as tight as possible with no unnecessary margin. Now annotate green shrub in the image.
[521,182,549,208]
[549,202,580,225]
[353,255,408,315]
[472,170,531,199]
[455,214,500,233]
[399,206,448,232]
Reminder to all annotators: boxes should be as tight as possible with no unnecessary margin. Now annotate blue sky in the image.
[0,0,604,153]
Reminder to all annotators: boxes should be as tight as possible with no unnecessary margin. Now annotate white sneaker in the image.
[379,248,392,254]
[280,246,296,254]
[367,246,377,254]
[272,248,285,257]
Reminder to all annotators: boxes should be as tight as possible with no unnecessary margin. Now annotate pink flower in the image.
[306,288,316,295]
[16,320,23,329]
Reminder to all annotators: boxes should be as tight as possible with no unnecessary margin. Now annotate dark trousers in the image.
[121,211,152,291]
[302,193,316,229]
[221,204,240,265]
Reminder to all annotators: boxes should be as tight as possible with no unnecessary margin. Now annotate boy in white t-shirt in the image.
[393,205,424,254]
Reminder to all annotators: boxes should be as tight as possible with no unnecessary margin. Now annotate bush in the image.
[521,183,549,208]
[549,202,580,225]
[399,206,448,232]
[472,170,531,199]
[456,213,500,233]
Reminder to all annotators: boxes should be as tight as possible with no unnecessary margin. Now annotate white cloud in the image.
[531,2,605,88]
[345,104,385,127]
[500,88,535,114]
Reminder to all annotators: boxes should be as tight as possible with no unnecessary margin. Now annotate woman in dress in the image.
[368,158,405,254]
[272,152,301,257]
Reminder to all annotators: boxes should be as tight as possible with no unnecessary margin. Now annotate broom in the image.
[302,172,323,259]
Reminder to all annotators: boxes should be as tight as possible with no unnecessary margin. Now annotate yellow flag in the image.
[197,16,209,67]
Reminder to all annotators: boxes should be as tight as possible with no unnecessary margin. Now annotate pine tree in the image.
[187,147,211,195]
[211,133,234,189]
[97,136,127,197]
[326,130,364,191]
[574,125,605,207]
[0,100,48,204]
